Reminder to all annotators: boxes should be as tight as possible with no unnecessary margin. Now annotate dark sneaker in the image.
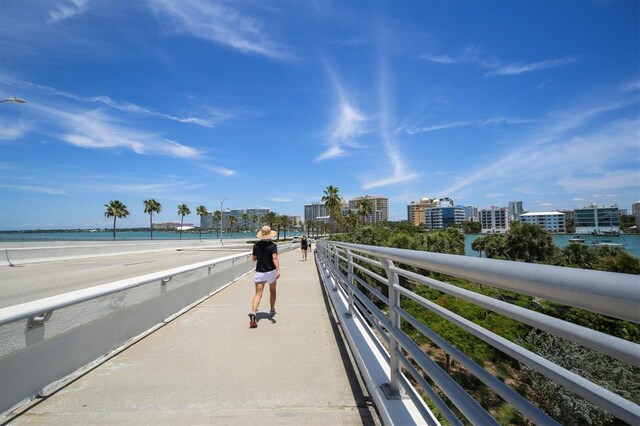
[249,313,257,328]
[269,309,276,318]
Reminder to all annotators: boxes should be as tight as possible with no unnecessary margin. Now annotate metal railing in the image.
[315,240,640,425]
[0,243,296,414]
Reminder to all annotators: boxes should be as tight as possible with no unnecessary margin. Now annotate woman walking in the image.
[249,226,280,328]
[301,235,308,260]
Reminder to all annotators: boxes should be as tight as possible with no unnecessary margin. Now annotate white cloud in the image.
[422,45,575,76]
[0,120,29,140]
[1,77,227,127]
[0,183,68,195]
[40,106,202,158]
[48,0,88,23]
[272,197,293,202]
[403,117,537,135]
[148,0,292,60]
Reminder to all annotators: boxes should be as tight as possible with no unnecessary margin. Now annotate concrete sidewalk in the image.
[4,250,380,425]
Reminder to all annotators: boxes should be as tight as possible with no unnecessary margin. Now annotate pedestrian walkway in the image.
[4,249,380,425]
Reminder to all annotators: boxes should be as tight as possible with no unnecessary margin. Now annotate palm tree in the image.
[280,215,289,240]
[264,211,278,229]
[228,215,237,234]
[177,204,191,240]
[345,210,359,232]
[143,199,162,240]
[356,197,375,226]
[196,205,208,240]
[241,212,248,231]
[322,185,341,234]
[213,210,222,237]
[104,200,129,240]
[252,214,258,231]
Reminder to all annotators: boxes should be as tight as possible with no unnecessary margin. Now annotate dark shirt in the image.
[301,237,308,249]
[253,240,278,272]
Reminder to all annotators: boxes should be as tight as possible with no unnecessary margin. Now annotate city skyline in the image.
[1,1,638,230]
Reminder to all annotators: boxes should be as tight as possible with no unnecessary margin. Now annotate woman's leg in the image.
[269,281,277,311]
[252,282,265,312]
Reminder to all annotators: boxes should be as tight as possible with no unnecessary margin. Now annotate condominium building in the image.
[407,197,438,226]
[347,195,389,223]
[480,207,510,233]
[304,202,328,223]
[508,201,524,221]
[633,201,640,228]
[424,205,466,230]
[574,204,620,234]
[464,205,479,222]
[519,211,566,233]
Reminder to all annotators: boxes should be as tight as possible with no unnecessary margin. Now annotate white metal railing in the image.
[315,240,640,425]
[0,244,296,414]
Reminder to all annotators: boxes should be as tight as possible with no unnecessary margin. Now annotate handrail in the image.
[0,251,251,326]
[315,239,640,425]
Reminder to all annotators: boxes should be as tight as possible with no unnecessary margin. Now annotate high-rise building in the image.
[304,202,328,223]
[407,197,437,226]
[464,205,479,222]
[519,211,566,233]
[632,201,640,228]
[480,207,510,233]
[424,205,466,230]
[574,204,620,234]
[508,201,524,221]
[347,195,389,223]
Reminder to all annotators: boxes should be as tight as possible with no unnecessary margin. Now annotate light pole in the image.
[0,97,27,104]
[219,197,230,246]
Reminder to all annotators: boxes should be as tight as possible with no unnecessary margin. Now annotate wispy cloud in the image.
[440,100,639,197]
[489,56,576,76]
[422,45,575,76]
[0,120,29,140]
[272,197,292,202]
[363,43,420,190]
[38,106,202,158]
[1,77,227,127]
[0,183,68,195]
[149,0,292,60]
[316,65,369,162]
[402,117,538,135]
[48,0,89,24]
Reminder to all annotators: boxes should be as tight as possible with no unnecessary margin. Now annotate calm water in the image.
[1,231,638,258]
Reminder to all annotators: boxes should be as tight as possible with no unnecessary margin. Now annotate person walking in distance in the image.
[249,226,280,328]
[300,235,308,261]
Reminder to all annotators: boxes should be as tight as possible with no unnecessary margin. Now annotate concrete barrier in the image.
[0,240,251,266]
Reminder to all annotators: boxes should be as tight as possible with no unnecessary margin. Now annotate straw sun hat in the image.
[257,225,277,240]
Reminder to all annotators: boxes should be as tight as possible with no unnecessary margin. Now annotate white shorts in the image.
[254,269,277,284]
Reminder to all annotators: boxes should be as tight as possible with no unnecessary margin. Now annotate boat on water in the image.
[590,239,625,248]
[568,235,585,243]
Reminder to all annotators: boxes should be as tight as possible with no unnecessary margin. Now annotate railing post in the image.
[380,258,403,399]
[345,249,354,317]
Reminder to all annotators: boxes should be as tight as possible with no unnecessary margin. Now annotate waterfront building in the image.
[154,222,194,231]
[508,201,524,221]
[407,197,437,226]
[480,207,510,233]
[464,205,479,222]
[348,195,389,224]
[574,204,620,234]
[519,211,566,233]
[633,201,640,228]
[201,208,270,232]
[304,202,327,223]
[424,205,466,230]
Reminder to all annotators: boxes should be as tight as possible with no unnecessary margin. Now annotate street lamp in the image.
[219,197,230,246]
[0,97,27,104]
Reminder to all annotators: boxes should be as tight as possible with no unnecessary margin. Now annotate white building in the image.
[348,195,389,224]
[519,211,566,233]
[480,207,510,233]
[574,204,620,234]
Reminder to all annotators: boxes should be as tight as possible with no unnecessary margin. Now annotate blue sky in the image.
[1,0,638,230]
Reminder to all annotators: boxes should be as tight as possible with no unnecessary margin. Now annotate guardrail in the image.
[315,240,640,425]
[0,243,295,414]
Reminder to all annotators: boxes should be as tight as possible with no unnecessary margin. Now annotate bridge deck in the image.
[5,249,379,425]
